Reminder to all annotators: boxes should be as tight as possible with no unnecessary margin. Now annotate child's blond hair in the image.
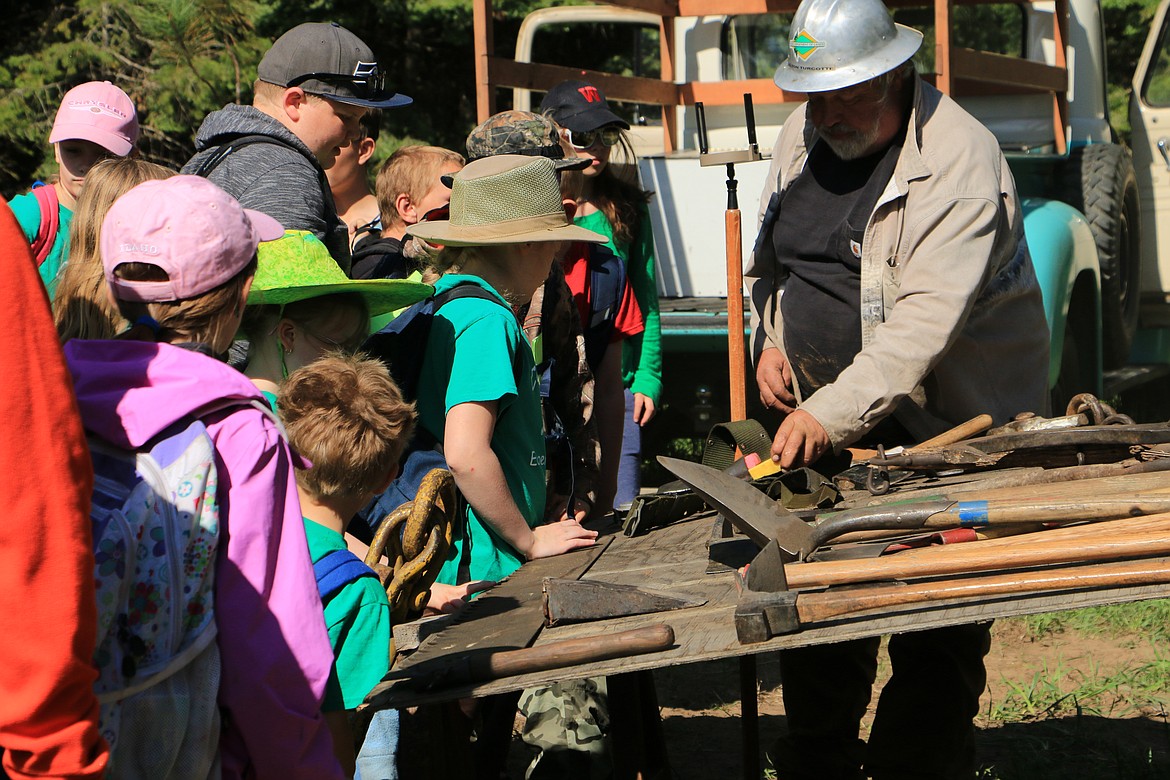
[279,354,417,502]
[375,145,465,230]
[53,157,174,341]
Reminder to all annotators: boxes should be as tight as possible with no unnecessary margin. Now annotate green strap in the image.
[702,420,772,472]
[757,467,840,510]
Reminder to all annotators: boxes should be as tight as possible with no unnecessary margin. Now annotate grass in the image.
[1017,599,1170,644]
[976,600,1170,779]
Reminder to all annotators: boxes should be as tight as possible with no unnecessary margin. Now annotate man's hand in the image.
[757,348,796,413]
[771,409,831,469]
[633,392,657,425]
[526,520,598,560]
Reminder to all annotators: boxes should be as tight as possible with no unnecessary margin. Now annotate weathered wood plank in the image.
[364,504,1170,711]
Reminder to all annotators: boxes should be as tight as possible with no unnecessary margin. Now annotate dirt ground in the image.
[499,618,1170,779]
[642,620,1170,779]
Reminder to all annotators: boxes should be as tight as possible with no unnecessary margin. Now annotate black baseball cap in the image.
[258,22,412,110]
[539,80,630,133]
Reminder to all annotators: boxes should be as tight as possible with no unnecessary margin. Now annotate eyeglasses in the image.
[286,70,388,101]
[564,126,622,150]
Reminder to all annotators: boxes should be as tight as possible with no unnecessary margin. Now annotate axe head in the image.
[657,456,815,560]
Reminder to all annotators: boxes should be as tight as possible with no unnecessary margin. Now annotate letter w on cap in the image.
[577,86,601,102]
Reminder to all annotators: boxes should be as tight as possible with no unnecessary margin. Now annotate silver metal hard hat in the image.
[774,0,923,93]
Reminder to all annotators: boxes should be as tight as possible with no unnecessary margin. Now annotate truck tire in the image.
[1060,143,1142,369]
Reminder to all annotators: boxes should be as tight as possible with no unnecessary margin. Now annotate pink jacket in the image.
[66,340,343,780]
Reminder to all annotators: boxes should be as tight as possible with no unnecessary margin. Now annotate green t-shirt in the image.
[574,206,662,404]
[417,274,546,585]
[302,518,391,711]
[8,189,74,299]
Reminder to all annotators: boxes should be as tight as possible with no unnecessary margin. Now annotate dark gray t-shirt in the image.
[774,131,903,399]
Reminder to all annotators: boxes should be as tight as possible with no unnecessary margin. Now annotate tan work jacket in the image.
[746,79,1050,448]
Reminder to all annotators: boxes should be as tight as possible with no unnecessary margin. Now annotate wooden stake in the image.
[727,207,746,421]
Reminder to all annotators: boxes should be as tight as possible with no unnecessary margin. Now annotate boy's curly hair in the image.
[278,354,417,501]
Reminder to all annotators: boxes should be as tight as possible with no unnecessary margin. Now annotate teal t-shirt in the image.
[574,206,662,404]
[303,518,391,711]
[8,189,74,298]
[417,274,546,585]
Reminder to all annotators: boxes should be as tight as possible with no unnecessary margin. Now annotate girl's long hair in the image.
[113,255,258,353]
[53,157,175,341]
[589,131,653,247]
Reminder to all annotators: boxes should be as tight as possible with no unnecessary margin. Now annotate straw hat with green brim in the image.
[247,231,432,315]
[405,155,607,248]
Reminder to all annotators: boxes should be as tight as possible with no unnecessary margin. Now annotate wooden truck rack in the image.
[472,0,1070,154]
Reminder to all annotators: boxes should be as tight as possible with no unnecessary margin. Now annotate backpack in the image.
[30,182,60,268]
[350,235,410,281]
[356,284,513,557]
[85,404,257,778]
[313,548,379,602]
[580,242,627,371]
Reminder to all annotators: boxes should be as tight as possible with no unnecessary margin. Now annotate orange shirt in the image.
[0,203,107,779]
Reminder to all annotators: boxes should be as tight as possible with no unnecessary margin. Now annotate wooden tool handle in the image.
[726,209,747,422]
[797,556,1170,625]
[923,496,1170,529]
[474,624,675,681]
[905,414,994,453]
[790,515,1170,588]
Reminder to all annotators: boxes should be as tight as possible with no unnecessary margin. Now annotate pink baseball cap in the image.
[101,176,284,303]
[49,81,140,156]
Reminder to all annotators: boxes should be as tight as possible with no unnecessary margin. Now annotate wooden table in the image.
[365,507,1170,777]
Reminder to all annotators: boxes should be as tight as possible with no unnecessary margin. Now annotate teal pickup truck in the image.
[484,0,1170,433]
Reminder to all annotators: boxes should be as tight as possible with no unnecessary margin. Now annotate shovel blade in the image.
[657,456,814,558]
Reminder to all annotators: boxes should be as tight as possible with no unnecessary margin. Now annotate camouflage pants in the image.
[519,677,613,780]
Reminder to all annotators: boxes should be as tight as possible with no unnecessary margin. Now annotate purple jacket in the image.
[65,340,343,780]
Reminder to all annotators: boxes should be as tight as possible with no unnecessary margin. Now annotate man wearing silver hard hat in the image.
[746,0,1049,776]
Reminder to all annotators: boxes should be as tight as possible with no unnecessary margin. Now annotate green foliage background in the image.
[0,0,1161,197]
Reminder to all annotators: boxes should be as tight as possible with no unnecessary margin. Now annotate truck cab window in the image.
[894,4,1025,73]
[722,15,793,80]
[1142,22,1170,107]
[530,21,661,126]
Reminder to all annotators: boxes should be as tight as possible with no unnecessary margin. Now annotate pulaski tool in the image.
[659,457,1170,562]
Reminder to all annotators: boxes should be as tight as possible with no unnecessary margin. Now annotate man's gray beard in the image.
[819,123,883,160]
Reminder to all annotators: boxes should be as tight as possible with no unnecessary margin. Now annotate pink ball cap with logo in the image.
[49,81,141,157]
[101,175,284,303]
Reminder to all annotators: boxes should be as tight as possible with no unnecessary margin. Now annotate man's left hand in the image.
[771,409,831,469]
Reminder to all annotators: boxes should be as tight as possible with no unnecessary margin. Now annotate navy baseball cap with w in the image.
[259,22,412,109]
[540,80,630,133]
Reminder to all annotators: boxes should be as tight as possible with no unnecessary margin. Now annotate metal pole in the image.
[740,654,759,780]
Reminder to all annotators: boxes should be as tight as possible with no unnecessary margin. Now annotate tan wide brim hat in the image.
[406,155,607,248]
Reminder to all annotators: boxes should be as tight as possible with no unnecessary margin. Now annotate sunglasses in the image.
[287,70,389,101]
[564,126,622,150]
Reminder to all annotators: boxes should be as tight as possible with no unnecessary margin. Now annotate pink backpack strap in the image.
[30,184,60,267]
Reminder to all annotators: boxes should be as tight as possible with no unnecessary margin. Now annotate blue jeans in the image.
[614,389,641,509]
[354,708,400,780]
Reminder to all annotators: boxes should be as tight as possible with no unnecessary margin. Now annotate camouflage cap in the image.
[465,110,589,171]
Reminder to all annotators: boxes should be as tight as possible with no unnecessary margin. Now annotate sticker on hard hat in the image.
[790,30,824,62]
